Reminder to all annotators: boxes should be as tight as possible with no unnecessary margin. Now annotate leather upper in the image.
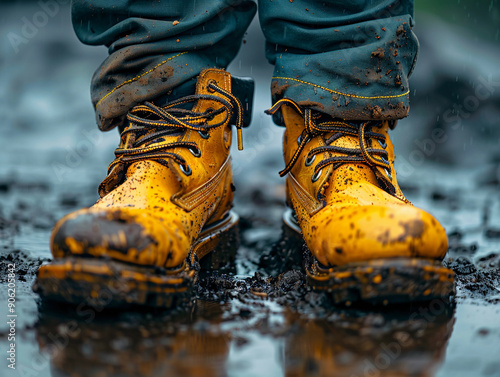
[51,69,237,268]
[280,103,448,267]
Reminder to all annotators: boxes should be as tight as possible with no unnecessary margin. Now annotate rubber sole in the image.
[283,208,455,305]
[33,211,240,308]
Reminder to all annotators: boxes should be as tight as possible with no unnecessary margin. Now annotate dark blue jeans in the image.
[72,0,418,131]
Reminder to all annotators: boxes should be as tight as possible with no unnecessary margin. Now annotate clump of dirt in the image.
[445,256,476,275]
[0,250,49,283]
[445,252,500,303]
[271,81,290,96]
[197,270,308,303]
[371,47,385,58]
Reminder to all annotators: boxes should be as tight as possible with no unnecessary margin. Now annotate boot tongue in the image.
[121,86,203,149]
[101,70,233,198]
[100,102,190,198]
[320,121,382,200]
[99,119,183,198]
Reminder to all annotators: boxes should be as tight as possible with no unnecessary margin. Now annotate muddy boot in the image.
[267,99,455,305]
[34,69,251,308]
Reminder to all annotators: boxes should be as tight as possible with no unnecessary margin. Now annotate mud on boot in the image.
[267,99,455,305]
[34,69,252,308]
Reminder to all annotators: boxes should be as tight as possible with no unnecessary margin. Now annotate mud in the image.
[271,81,290,97]
[371,48,385,59]
[1,178,500,376]
[365,102,408,120]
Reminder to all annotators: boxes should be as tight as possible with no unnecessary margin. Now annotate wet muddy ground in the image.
[1,2,500,377]
[2,163,500,377]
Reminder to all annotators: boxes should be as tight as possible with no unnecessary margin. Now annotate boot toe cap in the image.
[51,208,187,267]
[307,204,448,267]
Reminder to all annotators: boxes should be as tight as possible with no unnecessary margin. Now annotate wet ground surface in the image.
[3,163,500,377]
[1,2,500,377]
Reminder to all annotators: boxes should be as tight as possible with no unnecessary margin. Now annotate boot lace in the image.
[266,98,395,193]
[106,81,243,177]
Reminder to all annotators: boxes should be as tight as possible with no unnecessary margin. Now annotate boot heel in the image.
[194,211,240,271]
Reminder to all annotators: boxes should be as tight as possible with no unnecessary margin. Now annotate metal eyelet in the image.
[198,130,210,139]
[305,154,316,166]
[378,139,387,149]
[384,168,392,180]
[189,147,201,158]
[180,163,192,176]
[297,134,303,146]
[311,169,323,183]
[207,79,217,92]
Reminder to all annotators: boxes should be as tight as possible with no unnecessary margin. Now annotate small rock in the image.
[485,228,500,239]
[447,256,477,275]
[477,328,489,336]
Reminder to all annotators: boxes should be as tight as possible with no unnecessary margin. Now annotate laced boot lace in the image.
[266,98,396,194]
[99,80,244,196]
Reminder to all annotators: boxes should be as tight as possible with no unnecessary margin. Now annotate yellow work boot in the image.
[267,99,454,304]
[34,69,251,308]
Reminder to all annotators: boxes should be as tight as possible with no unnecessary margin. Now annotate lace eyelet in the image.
[180,163,192,176]
[297,134,303,145]
[305,154,316,166]
[207,79,217,92]
[311,168,323,183]
[378,139,387,149]
[189,147,201,158]
[198,130,210,139]
[384,168,392,180]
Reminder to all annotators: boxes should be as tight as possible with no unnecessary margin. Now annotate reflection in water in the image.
[36,301,230,377]
[282,303,455,377]
[36,299,454,377]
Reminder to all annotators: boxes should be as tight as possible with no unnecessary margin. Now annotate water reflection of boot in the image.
[35,301,230,377]
[281,302,455,377]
